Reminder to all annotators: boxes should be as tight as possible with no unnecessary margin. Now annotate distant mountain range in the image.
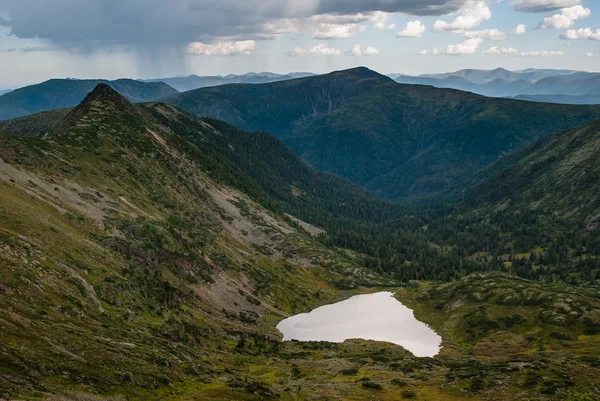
[2,68,598,123]
[0,78,178,121]
[143,72,316,92]
[162,67,600,199]
[390,68,600,104]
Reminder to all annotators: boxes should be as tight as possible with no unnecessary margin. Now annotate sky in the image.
[0,0,599,88]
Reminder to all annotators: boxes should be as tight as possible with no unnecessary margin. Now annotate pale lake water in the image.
[277,291,442,357]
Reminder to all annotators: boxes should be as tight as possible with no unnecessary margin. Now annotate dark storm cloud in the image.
[0,0,467,46]
[314,0,462,16]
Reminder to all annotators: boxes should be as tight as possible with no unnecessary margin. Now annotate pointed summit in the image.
[78,83,138,111]
[50,84,145,138]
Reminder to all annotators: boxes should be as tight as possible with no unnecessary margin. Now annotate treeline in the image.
[148,107,600,285]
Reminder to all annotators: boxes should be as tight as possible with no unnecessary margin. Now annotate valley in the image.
[3,0,600,397]
[0,74,599,401]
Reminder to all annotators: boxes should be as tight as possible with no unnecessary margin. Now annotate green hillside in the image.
[460,118,600,218]
[162,67,600,200]
[0,84,388,400]
[0,78,178,121]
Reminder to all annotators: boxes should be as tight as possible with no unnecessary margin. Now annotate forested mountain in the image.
[459,117,600,222]
[414,117,600,284]
[0,78,178,120]
[162,67,600,199]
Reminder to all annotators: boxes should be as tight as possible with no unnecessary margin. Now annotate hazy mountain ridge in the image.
[144,71,316,92]
[391,68,600,104]
[0,78,179,121]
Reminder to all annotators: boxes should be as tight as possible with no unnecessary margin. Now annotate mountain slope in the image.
[513,94,600,105]
[2,85,600,401]
[0,84,391,400]
[162,67,600,199]
[459,117,600,225]
[0,78,178,121]
[414,117,600,285]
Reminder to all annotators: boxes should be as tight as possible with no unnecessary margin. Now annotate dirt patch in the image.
[0,157,113,224]
[285,213,325,236]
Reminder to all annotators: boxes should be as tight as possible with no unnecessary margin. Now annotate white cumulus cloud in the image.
[288,43,341,56]
[310,23,368,39]
[538,5,591,29]
[421,38,483,55]
[483,46,564,56]
[369,12,396,30]
[433,1,491,32]
[265,12,396,40]
[186,40,257,56]
[397,20,427,37]
[364,46,380,56]
[345,44,379,56]
[560,27,600,40]
[347,44,363,56]
[512,0,581,12]
[464,29,507,40]
[513,24,527,34]
[585,52,596,57]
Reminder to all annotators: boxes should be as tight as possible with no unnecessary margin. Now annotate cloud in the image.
[311,0,475,16]
[513,24,527,34]
[560,27,600,40]
[421,38,483,55]
[185,40,257,56]
[347,44,381,56]
[464,28,507,40]
[364,46,380,56]
[263,12,394,40]
[537,5,590,29]
[0,0,477,50]
[585,52,595,57]
[511,0,581,12]
[369,12,396,30]
[4,45,58,53]
[288,43,341,56]
[310,22,367,39]
[347,44,363,56]
[397,20,426,38]
[433,1,491,32]
[483,46,564,56]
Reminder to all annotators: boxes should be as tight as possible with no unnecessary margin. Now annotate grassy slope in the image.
[397,274,600,400]
[0,85,388,400]
[161,67,600,200]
